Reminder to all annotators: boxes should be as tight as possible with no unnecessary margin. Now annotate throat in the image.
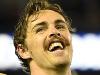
[30,60,71,75]
[44,66,72,75]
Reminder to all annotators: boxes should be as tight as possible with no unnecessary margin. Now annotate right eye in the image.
[36,27,43,33]
[36,27,46,33]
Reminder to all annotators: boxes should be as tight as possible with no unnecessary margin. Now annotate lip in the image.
[49,41,64,51]
[45,39,66,52]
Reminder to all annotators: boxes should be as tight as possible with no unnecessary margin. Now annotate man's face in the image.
[25,10,73,69]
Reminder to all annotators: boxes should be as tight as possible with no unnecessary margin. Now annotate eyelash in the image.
[36,27,46,33]
[56,24,66,30]
[35,24,66,33]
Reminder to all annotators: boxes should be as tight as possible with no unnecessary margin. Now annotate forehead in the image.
[28,10,66,24]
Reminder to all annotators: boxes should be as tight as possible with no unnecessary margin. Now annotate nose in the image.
[49,32,61,38]
[48,28,61,38]
[48,24,62,38]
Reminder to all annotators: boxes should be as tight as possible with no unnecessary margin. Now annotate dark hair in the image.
[13,0,73,73]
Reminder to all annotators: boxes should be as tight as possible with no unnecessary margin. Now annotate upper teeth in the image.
[49,42,63,51]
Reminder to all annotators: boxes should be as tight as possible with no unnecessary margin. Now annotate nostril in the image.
[49,33,61,38]
[57,33,61,36]
[49,33,55,37]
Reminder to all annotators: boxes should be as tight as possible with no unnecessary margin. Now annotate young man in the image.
[14,0,73,75]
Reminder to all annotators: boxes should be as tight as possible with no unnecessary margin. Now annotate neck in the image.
[29,61,72,75]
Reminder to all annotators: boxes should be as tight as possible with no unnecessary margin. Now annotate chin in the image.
[53,59,71,68]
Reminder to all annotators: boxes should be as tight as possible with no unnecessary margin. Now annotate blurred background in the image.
[0,0,100,75]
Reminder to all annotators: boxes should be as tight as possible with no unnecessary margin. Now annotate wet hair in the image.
[13,0,73,73]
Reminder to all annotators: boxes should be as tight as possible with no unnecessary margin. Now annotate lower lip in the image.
[50,49,64,56]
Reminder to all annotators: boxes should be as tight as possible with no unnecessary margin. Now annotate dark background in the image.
[0,0,100,33]
[0,0,100,75]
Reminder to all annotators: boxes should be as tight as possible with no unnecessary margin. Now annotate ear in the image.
[16,44,31,59]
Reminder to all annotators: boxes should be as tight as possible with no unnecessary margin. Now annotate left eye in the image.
[56,25,66,30]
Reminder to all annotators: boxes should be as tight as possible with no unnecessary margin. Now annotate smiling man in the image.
[14,0,73,75]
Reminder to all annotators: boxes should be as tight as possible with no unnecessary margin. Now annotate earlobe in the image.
[16,44,31,59]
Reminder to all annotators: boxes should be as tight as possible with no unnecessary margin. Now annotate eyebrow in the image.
[32,21,47,29]
[32,19,66,29]
[55,19,66,24]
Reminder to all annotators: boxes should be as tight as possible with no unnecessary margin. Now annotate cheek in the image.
[30,35,45,51]
[63,32,73,55]
[68,34,72,42]
[62,31,72,43]
[69,45,73,61]
[30,36,47,61]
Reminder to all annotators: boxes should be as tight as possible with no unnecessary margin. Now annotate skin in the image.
[17,10,73,75]
[0,73,6,75]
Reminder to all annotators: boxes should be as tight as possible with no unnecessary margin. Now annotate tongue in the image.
[50,48,64,56]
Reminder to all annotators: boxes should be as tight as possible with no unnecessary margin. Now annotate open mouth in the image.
[48,41,65,52]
